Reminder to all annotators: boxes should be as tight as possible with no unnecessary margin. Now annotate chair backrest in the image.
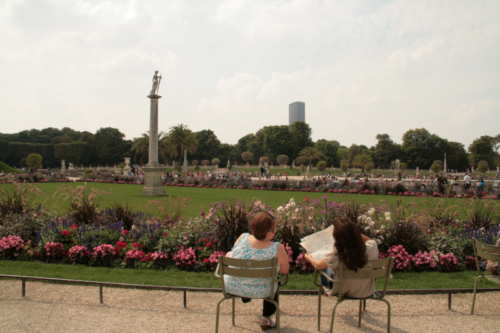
[473,238,500,273]
[217,256,278,298]
[337,257,394,301]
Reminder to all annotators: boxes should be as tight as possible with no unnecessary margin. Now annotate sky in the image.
[1,0,499,149]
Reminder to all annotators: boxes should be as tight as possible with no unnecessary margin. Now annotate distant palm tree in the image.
[168,124,198,166]
[299,147,323,166]
[352,154,374,173]
[131,131,173,165]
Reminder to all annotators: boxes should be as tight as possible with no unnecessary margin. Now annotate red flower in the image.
[163,233,168,237]
[133,242,139,248]
[122,230,128,235]
[198,247,202,251]
[71,224,77,230]
[203,258,209,263]
[62,230,70,236]
[206,242,212,249]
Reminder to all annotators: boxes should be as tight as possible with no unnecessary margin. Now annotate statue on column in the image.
[150,70,162,95]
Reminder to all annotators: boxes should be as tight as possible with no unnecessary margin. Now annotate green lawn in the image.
[0,182,473,218]
[0,261,497,290]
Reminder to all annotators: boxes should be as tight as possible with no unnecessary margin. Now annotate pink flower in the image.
[122,230,129,235]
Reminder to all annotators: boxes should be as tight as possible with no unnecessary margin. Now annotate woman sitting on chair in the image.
[304,217,379,298]
[224,212,290,330]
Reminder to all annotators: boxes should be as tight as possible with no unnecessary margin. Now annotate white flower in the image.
[386,217,391,222]
[367,208,375,216]
[295,208,299,213]
[277,206,284,212]
[385,212,391,218]
[366,217,372,223]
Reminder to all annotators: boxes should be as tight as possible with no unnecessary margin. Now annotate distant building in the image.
[289,102,305,125]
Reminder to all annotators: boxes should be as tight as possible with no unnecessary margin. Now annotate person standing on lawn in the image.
[464,172,471,190]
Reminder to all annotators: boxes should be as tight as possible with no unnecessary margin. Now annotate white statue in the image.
[150,70,162,95]
[394,159,400,172]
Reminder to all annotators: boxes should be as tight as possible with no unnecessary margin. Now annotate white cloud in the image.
[0,0,499,149]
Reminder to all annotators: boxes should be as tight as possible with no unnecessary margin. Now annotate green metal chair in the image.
[214,256,288,333]
[471,238,500,314]
[314,257,394,333]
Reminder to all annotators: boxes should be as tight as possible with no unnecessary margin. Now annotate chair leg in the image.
[318,287,323,331]
[381,299,391,333]
[232,298,235,326]
[471,276,483,315]
[329,301,342,333]
[275,300,281,333]
[363,299,366,311]
[358,300,363,327]
[215,298,227,333]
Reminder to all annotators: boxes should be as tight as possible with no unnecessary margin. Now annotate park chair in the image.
[214,256,288,333]
[471,238,500,314]
[314,257,394,333]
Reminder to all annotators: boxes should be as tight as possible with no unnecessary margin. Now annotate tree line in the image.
[0,125,498,170]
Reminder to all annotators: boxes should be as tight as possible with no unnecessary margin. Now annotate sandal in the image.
[260,317,276,331]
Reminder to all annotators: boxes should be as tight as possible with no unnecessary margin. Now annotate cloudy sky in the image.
[1,0,499,148]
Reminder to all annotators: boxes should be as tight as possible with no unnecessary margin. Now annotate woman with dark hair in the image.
[304,217,379,298]
[224,212,290,330]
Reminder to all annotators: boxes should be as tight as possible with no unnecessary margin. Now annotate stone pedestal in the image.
[306,171,313,179]
[141,94,166,196]
[123,157,132,175]
[141,165,165,196]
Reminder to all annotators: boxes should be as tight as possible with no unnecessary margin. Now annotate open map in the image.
[300,225,335,261]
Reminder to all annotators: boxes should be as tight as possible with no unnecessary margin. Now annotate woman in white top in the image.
[305,217,379,298]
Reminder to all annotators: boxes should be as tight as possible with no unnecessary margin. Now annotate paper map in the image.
[300,225,335,261]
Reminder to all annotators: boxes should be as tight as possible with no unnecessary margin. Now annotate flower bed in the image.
[1,192,499,274]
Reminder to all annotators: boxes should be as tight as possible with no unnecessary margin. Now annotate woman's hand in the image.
[304,253,328,270]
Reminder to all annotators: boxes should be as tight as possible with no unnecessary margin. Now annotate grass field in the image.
[0,261,497,290]
[0,182,473,218]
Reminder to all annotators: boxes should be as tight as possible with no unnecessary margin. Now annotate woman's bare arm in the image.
[276,244,290,274]
[304,253,328,270]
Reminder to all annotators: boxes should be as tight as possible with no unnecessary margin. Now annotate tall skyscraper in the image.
[289,102,305,125]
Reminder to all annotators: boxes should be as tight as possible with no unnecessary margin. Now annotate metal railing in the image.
[1,274,499,309]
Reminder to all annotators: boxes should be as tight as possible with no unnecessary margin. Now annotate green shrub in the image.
[340,163,348,172]
[382,221,429,254]
[0,161,18,174]
[27,153,43,170]
[194,165,200,171]
[191,160,199,166]
[211,158,220,165]
[276,155,289,165]
[477,163,488,174]
[0,182,45,219]
[430,163,442,173]
[316,161,327,172]
[84,169,94,174]
[400,163,407,172]
[241,151,253,162]
[209,199,252,252]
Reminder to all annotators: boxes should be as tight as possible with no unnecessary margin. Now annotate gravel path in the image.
[1,280,499,332]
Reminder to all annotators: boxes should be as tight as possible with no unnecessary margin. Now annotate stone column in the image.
[142,93,165,196]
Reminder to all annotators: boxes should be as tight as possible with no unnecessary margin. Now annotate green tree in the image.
[402,128,448,169]
[446,142,469,171]
[131,132,173,165]
[168,124,199,166]
[193,130,221,162]
[234,134,256,163]
[340,163,348,172]
[94,127,130,165]
[400,163,407,172]
[299,147,323,166]
[263,125,294,161]
[352,154,374,173]
[315,139,340,167]
[289,121,313,159]
[26,153,43,170]
[347,144,360,165]
[373,134,402,168]
[247,130,265,164]
[468,135,495,167]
